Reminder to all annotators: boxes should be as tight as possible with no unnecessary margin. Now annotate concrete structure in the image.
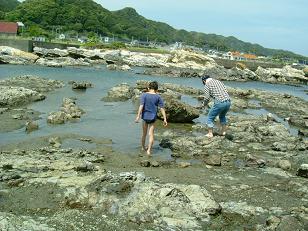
[0,38,33,52]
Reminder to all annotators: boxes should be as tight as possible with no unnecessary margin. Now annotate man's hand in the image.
[135,116,140,123]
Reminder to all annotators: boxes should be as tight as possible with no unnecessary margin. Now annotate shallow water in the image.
[0,64,307,154]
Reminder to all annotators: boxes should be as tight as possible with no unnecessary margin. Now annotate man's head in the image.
[201,75,210,85]
[148,81,159,91]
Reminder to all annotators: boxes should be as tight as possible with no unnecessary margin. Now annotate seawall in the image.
[0,38,79,52]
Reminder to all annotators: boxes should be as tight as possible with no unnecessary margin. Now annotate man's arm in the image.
[203,85,210,107]
[160,108,168,127]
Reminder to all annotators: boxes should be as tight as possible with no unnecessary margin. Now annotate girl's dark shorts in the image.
[143,119,156,124]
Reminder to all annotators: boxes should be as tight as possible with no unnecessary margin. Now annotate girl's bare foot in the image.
[141,146,147,152]
[205,133,213,138]
[146,149,152,156]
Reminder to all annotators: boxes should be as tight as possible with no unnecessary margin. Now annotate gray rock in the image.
[140,160,151,167]
[277,160,292,171]
[25,121,39,133]
[276,215,304,231]
[0,212,55,231]
[47,98,85,124]
[0,46,39,64]
[102,83,133,102]
[204,155,222,166]
[71,81,93,90]
[159,94,200,123]
[297,164,308,178]
[0,86,45,107]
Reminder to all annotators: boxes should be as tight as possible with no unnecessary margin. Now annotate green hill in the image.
[0,0,20,19]
[3,0,307,60]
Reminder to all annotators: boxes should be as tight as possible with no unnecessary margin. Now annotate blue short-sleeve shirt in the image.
[140,93,164,120]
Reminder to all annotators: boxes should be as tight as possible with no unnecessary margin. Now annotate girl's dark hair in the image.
[148,81,158,90]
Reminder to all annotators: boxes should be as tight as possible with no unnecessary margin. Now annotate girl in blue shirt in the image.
[135,81,167,156]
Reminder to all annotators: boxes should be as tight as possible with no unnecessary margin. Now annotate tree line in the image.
[1,0,306,60]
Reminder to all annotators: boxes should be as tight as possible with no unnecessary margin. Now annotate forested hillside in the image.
[2,0,306,59]
[0,0,20,19]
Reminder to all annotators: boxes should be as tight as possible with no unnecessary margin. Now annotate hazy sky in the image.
[95,0,308,57]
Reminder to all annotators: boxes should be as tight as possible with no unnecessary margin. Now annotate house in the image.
[104,37,109,43]
[59,34,66,40]
[32,36,46,42]
[242,53,257,60]
[0,22,18,36]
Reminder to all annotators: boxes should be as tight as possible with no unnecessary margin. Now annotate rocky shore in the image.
[0,72,307,230]
[1,45,307,85]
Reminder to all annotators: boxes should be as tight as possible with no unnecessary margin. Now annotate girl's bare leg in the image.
[146,123,155,155]
[141,122,148,151]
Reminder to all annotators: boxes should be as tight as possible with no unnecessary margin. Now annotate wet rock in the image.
[227,66,258,81]
[47,98,85,124]
[33,47,69,57]
[221,201,267,218]
[297,164,308,178]
[0,107,8,114]
[276,215,304,231]
[71,81,93,90]
[36,57,91,67]
[277,160,292,171]
[178,162,191,168]
[107,64,132,71]
[75,162,95,172]
[0,75,64,93]
[272,142,288,152]
[266,215,281,230]
[167,49,216,70]
[150,161,160,167]
[0,46,39,64]
[256,65,307,84]
[102,83,133,102]
[0,212,55,231]
[245,154,266,168]
[159,94,200,123]
[48,137,61,148]
[2,164,13,170]
[0,86,45,107]
[25,121,39,133]
[266,113,278,122]
[47,111,66,124]
[161,83,203,95]
[204,155,222,166]
[140,160,151,167]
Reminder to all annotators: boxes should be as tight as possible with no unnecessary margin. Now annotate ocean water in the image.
[0,64,307,154]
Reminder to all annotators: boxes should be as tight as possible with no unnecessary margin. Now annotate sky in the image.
[95,0,308,57]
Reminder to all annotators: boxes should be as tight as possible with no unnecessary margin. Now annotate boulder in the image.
[47,98,85,124]
[255,65,307,84]
[71,81,93,90]
[204,154,222,166]
[107,64,132,71]
[36,57,90,67]
[0,75,64,92]
[0,46,38,64]
[25,121,39,133]
[0,86,45,107]
[297,164,308,178]
[159,94,200,123]
[102,83,133,102]
[277,160,292,171]
[33,47,68,57]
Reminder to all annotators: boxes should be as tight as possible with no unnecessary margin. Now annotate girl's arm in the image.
[135,105,144,122]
